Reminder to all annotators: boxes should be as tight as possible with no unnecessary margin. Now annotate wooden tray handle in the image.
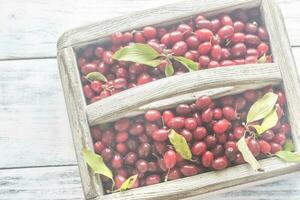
[86,63,282,125]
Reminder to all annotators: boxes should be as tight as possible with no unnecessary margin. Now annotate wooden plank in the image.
[0,0,299,59]
[107,83,277,122]
[261,0,300,150]
[0,166,83,200]
[0,166,299,200]
[58,0,260,50]
[0,59,76,168]
[57,47,102,199]
[99,158,300,200]
[86,63,282,125]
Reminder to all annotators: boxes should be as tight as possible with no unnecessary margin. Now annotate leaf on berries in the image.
[168,129,192,160]
[252,108,278,134]
[247,92,278,124]
[284,139,295,152]
[174,56,198,72]
[115,174,138,192]
[112,43,161,67]
[86,72,108,82]
[165,60,174,77]
[237,135,263,171]
[275,151,300,162]
[82,148,114,183]
[257,54,267,63]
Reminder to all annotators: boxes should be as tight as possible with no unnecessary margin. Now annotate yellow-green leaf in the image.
[246,92,278,124]
[252,108,279,134]
[82,148,113,182]
[284,139,295,152]
[257,54,267,63]
[275,151,300,162]
[116,174,138,192]
[86,72,108,82]
[174,56,198,71]
[237,135,262,171]
[165,61,174,77]
[112,43,160,67]
[168,129,192,160]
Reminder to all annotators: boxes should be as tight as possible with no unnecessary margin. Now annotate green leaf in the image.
[115,174,138,192]
[112,43,161,67]
[168,129,192,160]
[174,56,198,72]
[165,60,174,77]
[86,72,108,82]
[252,108,279,134]
[82,148,114,182]
[237,135,262,171]
[275,151,300,162]
[257,54,267,63]
[284,139,295,152]
[246,92,278,124]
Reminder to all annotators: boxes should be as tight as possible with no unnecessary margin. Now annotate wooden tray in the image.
[57,0,300,199]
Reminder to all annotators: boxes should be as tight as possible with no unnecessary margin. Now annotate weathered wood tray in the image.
[57,0,300,199]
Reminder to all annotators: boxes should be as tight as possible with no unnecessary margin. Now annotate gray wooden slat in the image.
[0,165,299,200]
[0,166,84,200]
[0,0,299,59]
[0,59,76,168]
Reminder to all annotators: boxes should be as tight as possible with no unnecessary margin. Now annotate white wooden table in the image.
[0,0,299,199]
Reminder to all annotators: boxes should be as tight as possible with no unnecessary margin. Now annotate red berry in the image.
[172,41,188,56]
[136,159,149,173]
[195,95,212,109]
[195,29,213,41]
[180,129,193,142]
[192,141,207,156]
[143,26,157,39]
[202,151,214,167]
[111,32,123,44]
[145,110,161,122]
[210,45,222,61]
[213,108,223,119]
[201,108,213,123]
[145,174,161,186]
[218,25,234,40]
[112,154,123,169]
[213,119,231,134]
[94,141,106,154]
[167,117,185,130]
[198,42,212,55]
[170,31,183,44]
[114,175,126,189]
[124,152,138,165]
[193,126,207,140]
[247,138,261,157]
[270,142,282,153]
[152,129,169,142]
[180,164,200,176]
[164,150,177,169]
[186,35,200,49]
[184,118,197,131]
[272,133,286,145]
[233,126,245,140]
[162,110,174,124]
[222,106,236,121]
[212,157,229,170]
[258,140,271,154]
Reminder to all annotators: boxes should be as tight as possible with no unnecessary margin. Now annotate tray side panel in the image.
[57,47,102,199]
[261,0,300,150]
[57,0,261,50]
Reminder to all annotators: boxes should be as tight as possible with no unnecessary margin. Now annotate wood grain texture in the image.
[99,158,300,200]
[0,59,76,168]
[0,166,83,200]
[58,0,260,50]
[0,166,299,200]
[261,0,300,150]
[58,47,102,199]
[86,63,282,125]
[121,83,276,119]
[0,0,299,59]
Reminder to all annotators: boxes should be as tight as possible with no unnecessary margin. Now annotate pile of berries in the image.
[90,86,290,192]
[77,8,272,104]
